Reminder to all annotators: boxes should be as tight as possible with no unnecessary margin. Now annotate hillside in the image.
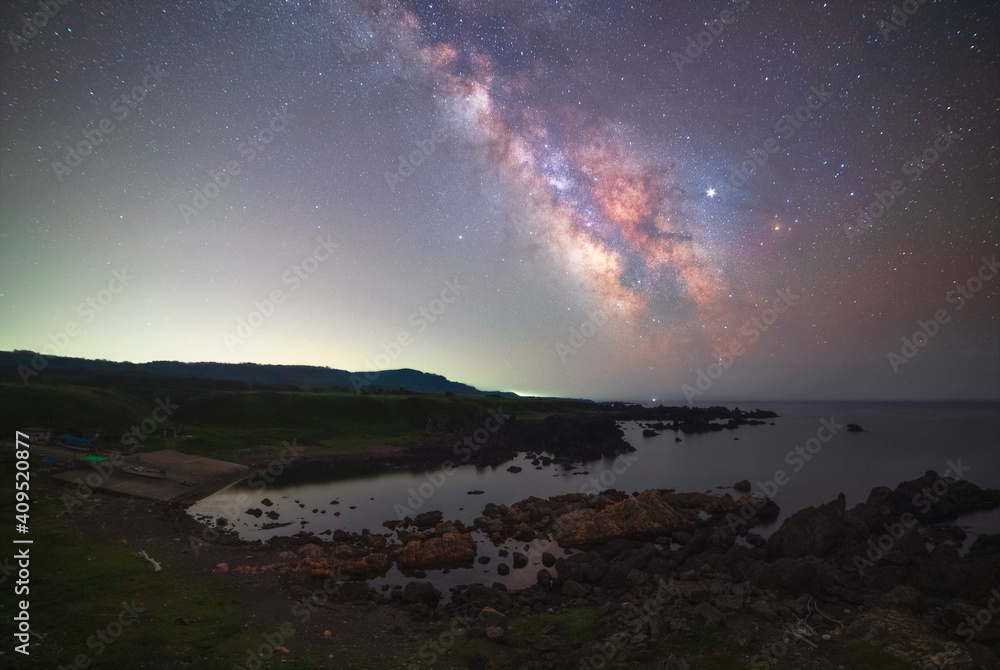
[0,350,517,396]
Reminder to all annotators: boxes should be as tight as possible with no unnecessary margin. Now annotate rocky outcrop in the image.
[393,532,477,570]
[550,490,747,548]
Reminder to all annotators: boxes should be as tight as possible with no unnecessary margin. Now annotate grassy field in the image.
[0,445,329,670]
[0,381,594,459]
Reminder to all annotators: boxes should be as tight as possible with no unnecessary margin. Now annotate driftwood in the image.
[139,550,161,572]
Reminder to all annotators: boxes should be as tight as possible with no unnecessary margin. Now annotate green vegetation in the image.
[837,642,917,669]
[428,607,597,669]
[0,380,593,459]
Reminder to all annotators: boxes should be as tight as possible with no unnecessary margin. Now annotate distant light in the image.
[706,188,716,197]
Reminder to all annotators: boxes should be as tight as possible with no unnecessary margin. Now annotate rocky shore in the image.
[183,468,1000,669]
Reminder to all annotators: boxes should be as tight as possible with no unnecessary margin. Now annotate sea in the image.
[188,401,1000,592]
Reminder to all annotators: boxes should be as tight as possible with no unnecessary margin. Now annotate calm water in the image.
[188,402,1000,591]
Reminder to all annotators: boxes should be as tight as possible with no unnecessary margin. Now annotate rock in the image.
[551,490,742,548]
[215,517,228,526]
[413,511,443,529]
[478,556,491,564]
[402,581,441,605]
[394,533,477,569]
[484,626,505,640]
[468,490,485,495]
[750,599,777,617]
[507,466,522,473]
[693,601,725,628]
[541,552,557,568]
[265,510,280,520]
[514,523,536,541]
[734,479,752,492]
[512,552,528,568]
[497,563,510,576]
[643,429,660,437]
[214,563,228,572]
[846,423,864,432]
[537,568,552,586]
[675,437,682,442]
[561,580,587,598]
[766,494,854,559]
[298,553,392,578]
[298,544,325,559]
[479,606,507,628]
[879,585,923,613]
[260,498,273,506]
[245,508,263,518]
[277,551,298,561]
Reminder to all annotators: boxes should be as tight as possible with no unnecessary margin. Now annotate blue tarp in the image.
[57,434,93,444]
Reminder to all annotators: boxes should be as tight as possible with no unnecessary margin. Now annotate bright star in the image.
[706,188,716,197]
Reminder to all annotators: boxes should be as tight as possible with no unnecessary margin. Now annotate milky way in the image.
[1,0,997,400]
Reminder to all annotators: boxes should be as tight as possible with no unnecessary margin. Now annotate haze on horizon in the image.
[1,0,997,403]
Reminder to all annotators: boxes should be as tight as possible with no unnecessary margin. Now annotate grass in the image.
[0,527,302,670]
[511,607,597,648]
[433,606,597,669]
[0,381,594,460]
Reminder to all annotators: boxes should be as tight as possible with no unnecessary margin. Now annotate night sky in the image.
[1,0,997,401]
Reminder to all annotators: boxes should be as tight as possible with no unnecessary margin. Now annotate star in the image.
[706,188,716,197]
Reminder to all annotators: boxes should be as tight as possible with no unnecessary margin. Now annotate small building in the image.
[21,427,53,443]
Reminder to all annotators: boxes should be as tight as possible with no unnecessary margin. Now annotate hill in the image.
[0,350,517,396]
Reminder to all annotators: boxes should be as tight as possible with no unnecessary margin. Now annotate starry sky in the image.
[1,0,998,402]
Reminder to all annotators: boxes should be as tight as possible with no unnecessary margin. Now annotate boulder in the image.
[551,490,741,548]
[298,544,325,559]
[402,581,441,604]
[693,601,725,628]
[394,533,477,569]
